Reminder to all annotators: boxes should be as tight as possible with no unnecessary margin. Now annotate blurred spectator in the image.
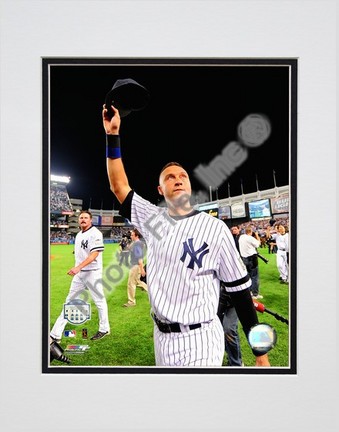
[239,226,263,299]
[118,235,131,267]
[265,226,277,254]
[218,225,243,367]
[276,224,289,284]
[123,228,148,308]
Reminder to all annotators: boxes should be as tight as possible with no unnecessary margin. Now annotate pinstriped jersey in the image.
[130,192,251,325]
[74,225,104,270]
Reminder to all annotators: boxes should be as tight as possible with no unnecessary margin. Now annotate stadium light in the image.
[51,174,70,184]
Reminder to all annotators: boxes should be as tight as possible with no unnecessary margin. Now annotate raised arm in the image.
[102,104,132,204]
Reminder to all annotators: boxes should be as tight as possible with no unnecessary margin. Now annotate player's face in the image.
[278,225,286,234]
[158,165,192,208]
[78,213,92,231]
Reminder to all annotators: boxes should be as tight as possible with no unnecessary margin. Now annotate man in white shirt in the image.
[239,226,263,299]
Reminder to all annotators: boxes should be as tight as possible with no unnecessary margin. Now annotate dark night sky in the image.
[48,59,292,210]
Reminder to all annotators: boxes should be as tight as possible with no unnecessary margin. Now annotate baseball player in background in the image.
[50,210,110,343]
[275,224,289,284]
[102,104,270,367]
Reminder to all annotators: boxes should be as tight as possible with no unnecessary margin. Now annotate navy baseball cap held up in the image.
[105,78,150,118]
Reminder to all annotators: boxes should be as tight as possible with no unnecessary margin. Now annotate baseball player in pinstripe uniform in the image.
[103,104,270,367]
[276,224,289,284]
[50,210,110,343]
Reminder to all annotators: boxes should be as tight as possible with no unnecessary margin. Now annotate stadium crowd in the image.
[50,230,74,244]
[50,217,289,246]
[50,226,133,244]
[50,184,73,213]
[109,226,133,242]
[231,217,289,252]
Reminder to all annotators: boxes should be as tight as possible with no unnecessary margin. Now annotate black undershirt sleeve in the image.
[119,190,134,221]
[228,288,264,357]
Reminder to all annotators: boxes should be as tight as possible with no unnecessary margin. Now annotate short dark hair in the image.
[131,228,142,238]
[159,162,184,176]
[79,210,92,218]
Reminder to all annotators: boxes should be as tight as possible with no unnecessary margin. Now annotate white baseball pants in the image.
[50,270,110,340]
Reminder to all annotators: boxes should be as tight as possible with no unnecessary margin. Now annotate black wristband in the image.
[106,135,121,158]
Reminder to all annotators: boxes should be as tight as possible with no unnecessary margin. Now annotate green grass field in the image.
[49,243,291,369]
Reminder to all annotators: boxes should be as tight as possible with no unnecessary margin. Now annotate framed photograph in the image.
[43,57,297,374]
[1,1,336,431]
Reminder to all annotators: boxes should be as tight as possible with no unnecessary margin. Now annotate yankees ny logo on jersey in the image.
[180,238,209,269]
[81,240,88,250]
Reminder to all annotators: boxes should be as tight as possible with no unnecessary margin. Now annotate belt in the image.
[81,268,99,272]
[152,313,201,333]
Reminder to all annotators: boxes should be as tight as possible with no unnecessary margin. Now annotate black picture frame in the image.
[42,57,297,374]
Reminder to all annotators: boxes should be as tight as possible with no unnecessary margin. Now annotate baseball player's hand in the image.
[67,266,80,276]
[103,104,120,135]
[255,353,270,367]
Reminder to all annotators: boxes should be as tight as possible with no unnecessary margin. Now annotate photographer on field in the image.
[239,226,263,300]
[118,234,131,267]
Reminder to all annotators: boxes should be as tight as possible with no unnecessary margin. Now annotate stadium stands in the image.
[49,175,289,245]
[50,183,73,214]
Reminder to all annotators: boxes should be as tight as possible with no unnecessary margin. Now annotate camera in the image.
[257,253,269,264]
